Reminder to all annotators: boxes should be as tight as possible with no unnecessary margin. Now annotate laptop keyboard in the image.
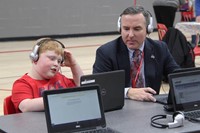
[81,127,120,133]
[185,110,200,118]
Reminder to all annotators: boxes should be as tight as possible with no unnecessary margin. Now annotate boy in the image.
[12,38,83,113]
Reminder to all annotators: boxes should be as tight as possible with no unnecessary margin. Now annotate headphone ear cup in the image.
[173,112,185,122]
[147,16,154,34]
[29,45,40,62]
[117,16,121,33]
[168,112,184,128]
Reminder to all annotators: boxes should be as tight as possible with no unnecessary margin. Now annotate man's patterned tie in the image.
[131,49,144,88]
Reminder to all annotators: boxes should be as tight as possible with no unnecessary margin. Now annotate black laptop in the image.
[80,70,125,112]
[168,69,200,120]
[155,67,200,106]
[43,85,120,133]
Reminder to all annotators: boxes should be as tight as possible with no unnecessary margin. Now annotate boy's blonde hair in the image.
[37,38,65,57]
[31,38,65,60]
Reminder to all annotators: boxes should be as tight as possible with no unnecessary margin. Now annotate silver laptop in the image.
[43,85,120,133]
[80,70,125,112]
[168,69,200,121]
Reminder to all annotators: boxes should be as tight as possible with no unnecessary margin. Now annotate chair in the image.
[3,95,16,115]
[193,35,200,57]
[180,10,200,58]
[193,46,200,56]
[157,23,168,41]
[181,11,194,22]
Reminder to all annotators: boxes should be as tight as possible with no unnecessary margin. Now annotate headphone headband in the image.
[29,38,65,62]
[151,111,185,129]
[146,11,154,33]
[117,7,153,34]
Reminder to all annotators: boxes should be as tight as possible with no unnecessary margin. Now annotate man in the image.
[93,6,179,102]
[12,38,83,113]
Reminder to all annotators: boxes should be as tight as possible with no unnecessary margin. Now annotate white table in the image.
[175,22,200,35]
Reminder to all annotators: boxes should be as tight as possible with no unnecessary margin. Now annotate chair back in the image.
[193,34,200,56]
[181,11,194,22]
[4,95,16,115]
[157,23,168,40]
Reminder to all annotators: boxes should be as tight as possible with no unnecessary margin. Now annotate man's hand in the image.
[127,87,157,102]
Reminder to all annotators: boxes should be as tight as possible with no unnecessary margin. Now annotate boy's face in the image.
[35,50,63,79]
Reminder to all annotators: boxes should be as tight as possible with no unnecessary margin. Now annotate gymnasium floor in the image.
[0,32,199,116]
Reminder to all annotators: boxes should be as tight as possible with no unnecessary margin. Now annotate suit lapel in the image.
[144,39,157,87]
[117,43,130,69]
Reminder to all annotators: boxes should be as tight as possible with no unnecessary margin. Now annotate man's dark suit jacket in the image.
[93,36,180,94]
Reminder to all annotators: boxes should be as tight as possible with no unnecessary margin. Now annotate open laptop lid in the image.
[80,70,125,112]
[168,70,200,112]
[43,85,106,133]
[156,67,200,105]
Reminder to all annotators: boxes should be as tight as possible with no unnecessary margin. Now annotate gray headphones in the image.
[29,38,65,62]
[146,11,154,33]
[117,8,154,34]
[151,111,185,128]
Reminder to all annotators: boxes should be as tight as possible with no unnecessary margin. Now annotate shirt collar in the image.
[128,42,145,59]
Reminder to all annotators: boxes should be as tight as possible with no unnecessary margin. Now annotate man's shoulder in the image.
[146,37,166,46]
[145,38,168,51]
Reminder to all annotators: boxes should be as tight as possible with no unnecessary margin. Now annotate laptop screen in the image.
[169,70,200,112]
[43,85,106,133]
[80,70,125,112]
[48,90,101,125]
